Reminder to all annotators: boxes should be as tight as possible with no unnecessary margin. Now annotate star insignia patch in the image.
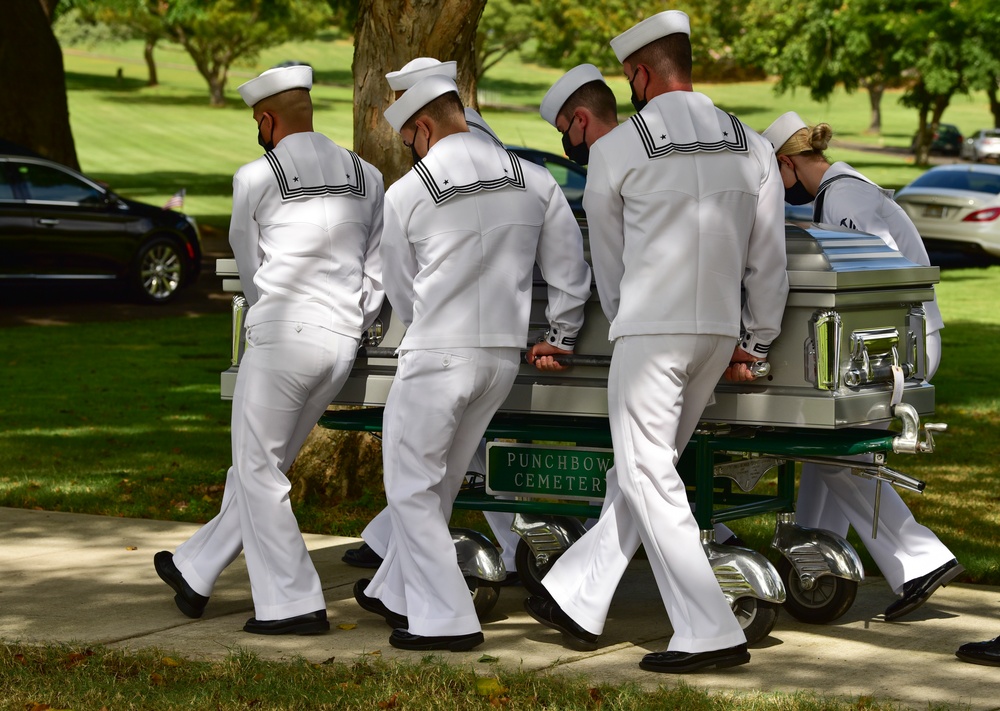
[292,176,299,183]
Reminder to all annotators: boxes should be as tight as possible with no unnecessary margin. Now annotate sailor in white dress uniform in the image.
[525,11,788,673]
[154,65,385,634]
[360,75,591,651]
[763,112,961,621]
[349,57,523,579]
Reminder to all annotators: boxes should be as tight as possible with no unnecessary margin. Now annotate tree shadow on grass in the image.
[65,70,148,93]
[96,171,234,199]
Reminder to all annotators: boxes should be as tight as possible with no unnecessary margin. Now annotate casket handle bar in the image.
[844,327,913,387]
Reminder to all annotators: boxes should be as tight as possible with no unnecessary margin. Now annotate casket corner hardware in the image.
[891,402,948,454]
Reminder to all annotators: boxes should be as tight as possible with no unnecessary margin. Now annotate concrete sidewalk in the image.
[2,507,997,709]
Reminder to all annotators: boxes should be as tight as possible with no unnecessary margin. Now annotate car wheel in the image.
[132,236,185,304]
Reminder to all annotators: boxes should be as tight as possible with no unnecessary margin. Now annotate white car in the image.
[960,128,1000,163]
[895,163,1000,259]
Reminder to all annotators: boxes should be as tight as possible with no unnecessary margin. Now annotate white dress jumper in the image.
[172,132,384,620]
[541,92,788,652]
[364,132,591,637]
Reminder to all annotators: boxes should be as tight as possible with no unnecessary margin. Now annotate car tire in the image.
[131,236,186,304]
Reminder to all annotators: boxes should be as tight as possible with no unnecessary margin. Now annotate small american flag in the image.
[162,188,186,210]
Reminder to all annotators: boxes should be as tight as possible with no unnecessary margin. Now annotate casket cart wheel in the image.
[514,539,564,598]
[466,576,501,619]
[731,597,780,646]
[777,557,857,624]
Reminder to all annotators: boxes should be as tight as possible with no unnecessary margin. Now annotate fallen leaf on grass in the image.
[475,677,507,697]
[337,623,357,630]
[63,650,94,669]
[378,694,398,709]
[478,654,499,663]
[366,650,382,656]
[125,546,138,551]
[161,657,182,667]
[150,672,165,686]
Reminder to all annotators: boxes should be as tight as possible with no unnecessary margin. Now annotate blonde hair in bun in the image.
[777,122,833,159]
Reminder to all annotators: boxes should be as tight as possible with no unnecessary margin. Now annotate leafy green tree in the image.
[56,0,166,86]
[475,0,535,80]
[154,0,332,106]
[735,0,912,134]
[961,0,1000,129]
[523,1,753,81]
[896,0,970,165]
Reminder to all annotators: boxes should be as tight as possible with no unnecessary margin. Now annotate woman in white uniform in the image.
[763,111,962,621]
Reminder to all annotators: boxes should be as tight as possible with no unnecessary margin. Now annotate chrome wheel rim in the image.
[140,244,182,300]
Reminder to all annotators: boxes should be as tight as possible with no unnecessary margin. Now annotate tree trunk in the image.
[353,0,487,186]
[989,81,1000,130]
[207,74,226,107]
[866,83,884,134]
[914,108,931,167]
[144,36,159,87]
[1,0,79,170]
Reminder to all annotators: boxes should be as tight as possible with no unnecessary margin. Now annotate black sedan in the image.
[0,152,201,303]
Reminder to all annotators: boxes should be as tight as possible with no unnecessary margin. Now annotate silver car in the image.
[960,128,1000,163]
[895,163,1000,259]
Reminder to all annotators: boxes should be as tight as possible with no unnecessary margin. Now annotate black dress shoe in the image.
[640,644,751,673]
[154,550,209,619]
[956,636,1000,666]
[342,542,384,569]
[524,595,599,650]
[353,578,408,629]
[884,558,964,621]
[243,609,329,635]
[389,629,484,652]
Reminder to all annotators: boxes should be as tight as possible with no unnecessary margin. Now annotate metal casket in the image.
[224,222,940,430]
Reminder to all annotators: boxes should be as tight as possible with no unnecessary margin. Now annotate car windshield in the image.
[908,170,1000,195]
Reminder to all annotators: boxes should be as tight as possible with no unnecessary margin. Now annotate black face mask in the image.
[628,67,648,113]
[561,116,590,166]
[783,163,814,205]
[257,115,274,152]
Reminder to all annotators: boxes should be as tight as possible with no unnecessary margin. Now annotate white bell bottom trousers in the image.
[361,440,522,572]
[173,321,358,620]
[794,332,953,593]
[542,334,746,653]
[366,347,519,637]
